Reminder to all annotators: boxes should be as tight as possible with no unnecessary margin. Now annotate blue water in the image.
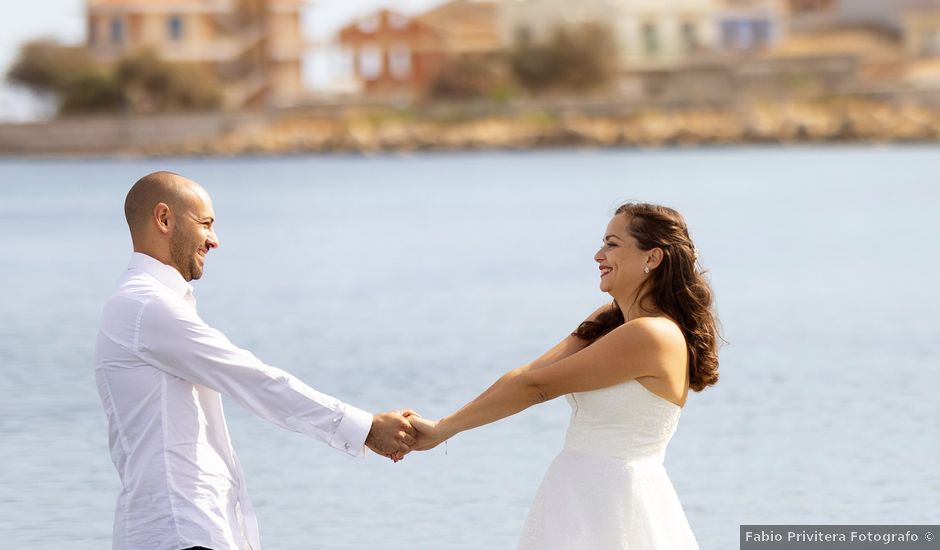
[1,147,938,549]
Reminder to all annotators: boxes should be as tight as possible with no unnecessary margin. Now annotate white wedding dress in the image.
[517,379,699,549]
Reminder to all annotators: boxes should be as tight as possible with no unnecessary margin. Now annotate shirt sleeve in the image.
[134,295,373,456]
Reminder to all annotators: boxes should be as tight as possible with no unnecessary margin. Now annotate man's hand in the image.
[365,410,417,462]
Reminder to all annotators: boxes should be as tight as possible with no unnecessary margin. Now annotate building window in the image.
[168,15,184,41]
[722,19,771,50]
[642,23,659,56]
[389,45,411,79]
[681,22,698,52]
[515,25,532,46]
[358,15,379,34]
[110,17,124,45]
[359,46,383,80]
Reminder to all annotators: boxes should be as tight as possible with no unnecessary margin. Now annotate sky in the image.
[0,0,446,121]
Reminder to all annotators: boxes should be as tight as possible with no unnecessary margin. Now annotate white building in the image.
[500,0,785,70]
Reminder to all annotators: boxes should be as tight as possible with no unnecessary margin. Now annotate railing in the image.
[225,71,268,107]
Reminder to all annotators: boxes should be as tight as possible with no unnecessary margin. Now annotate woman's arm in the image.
[410,317,683,450]
[518,302,615,373]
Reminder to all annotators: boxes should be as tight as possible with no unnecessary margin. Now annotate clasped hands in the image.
[365,410,446,462]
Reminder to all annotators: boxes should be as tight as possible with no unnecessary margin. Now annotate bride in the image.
[407,202,719,549]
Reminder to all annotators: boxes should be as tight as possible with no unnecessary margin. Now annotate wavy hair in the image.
[573,203,720,391]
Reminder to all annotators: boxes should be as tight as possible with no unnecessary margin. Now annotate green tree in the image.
[7,39,121,112]
[117,50,221,113]
[510,23,618,94]
[7,39,222,115]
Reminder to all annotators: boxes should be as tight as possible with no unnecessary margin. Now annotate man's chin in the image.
[190,258,205,280]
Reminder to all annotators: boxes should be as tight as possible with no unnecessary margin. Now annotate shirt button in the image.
[344,443,350,450]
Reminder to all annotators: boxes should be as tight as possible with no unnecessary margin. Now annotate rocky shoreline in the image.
[2,98,939,157]
[175,98,940,156]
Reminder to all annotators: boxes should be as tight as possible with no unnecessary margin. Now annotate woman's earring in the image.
[643,266,650,274]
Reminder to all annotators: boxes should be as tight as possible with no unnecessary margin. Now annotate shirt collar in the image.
[128,252,194,299]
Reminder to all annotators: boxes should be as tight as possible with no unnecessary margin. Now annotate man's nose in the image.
[207,230,220,249]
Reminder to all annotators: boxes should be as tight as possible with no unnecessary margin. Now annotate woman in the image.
[408,202,719,549]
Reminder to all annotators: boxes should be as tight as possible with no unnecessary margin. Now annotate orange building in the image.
[337,1,502,97]
[337,9,445,97]
[86,0,307,108]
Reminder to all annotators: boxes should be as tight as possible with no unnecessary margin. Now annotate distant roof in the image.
[89,0,224,5]
[415,0,501,51]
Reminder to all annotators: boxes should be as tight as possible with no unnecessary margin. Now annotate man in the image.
[94,172,416,550]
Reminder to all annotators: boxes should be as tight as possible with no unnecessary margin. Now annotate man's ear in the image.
[647,247,664,269]
[154,203,172,235]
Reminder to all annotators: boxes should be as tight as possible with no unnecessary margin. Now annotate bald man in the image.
[94,172,416,550]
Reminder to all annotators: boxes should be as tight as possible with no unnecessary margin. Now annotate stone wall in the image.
[0,112,264,156]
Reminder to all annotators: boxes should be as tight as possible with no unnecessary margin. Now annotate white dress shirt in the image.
[95,253,373,550]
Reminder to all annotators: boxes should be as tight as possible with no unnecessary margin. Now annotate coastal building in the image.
[904,4,940,57]
[85,0,307,108]
[500,0,719,69]
[336,10,444,97]
[755,0,916,97]
[786,0,940,34]
[336,1,501,97]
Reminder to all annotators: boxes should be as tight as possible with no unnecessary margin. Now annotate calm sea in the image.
[0,147,937,549]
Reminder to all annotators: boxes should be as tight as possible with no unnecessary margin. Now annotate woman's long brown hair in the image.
[573,203,720,391]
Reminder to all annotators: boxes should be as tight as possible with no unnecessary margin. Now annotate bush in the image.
[7,40,100,93]
[117,50,221,113]
[510,23,618,94]
[427,53,514,101]
[60,71,124,113]
[6,40,222,115]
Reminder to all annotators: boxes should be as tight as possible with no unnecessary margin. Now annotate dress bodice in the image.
[519,379,698,549]
[563,379,682,462]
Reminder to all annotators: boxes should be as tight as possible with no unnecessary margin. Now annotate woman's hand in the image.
[404,412,447,451]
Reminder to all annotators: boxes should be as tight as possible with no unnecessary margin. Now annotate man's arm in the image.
[135,295,414,457]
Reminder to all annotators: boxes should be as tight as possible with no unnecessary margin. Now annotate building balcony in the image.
[125,28,265,64]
